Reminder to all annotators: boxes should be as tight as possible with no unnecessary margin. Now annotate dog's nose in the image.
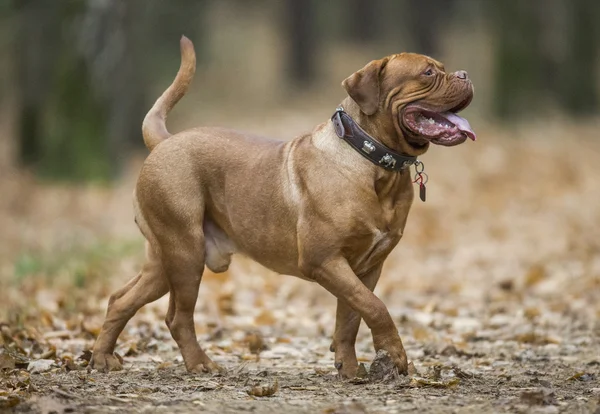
[455,70,468,80]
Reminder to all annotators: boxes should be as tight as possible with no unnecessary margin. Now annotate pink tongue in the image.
[441,112,476,141]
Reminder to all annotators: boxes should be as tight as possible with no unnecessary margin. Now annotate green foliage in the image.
[13,239,143,288]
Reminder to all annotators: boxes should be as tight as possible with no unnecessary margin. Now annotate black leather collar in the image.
[331,107,417,171]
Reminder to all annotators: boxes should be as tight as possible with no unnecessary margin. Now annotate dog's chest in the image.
[349,228,400,274]
[347,196,411,274]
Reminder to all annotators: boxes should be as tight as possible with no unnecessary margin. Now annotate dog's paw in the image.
[372,335,409,376]
[90,353,123,372]
[335,360,359,379]
[188,360,225,375]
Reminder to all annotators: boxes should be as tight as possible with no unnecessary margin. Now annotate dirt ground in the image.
[1,113,599,413]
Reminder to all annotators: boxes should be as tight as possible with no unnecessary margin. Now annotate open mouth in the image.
[403,100,476,147]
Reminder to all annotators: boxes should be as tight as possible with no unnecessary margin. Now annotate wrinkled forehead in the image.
[386,53,446,74]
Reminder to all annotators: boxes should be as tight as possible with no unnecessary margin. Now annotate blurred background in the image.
[0,0,599,371]
[1,0,599,180]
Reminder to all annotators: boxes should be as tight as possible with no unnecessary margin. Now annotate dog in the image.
[91,36,475,379]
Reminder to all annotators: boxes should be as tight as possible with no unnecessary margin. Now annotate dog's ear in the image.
[342,57,389,116]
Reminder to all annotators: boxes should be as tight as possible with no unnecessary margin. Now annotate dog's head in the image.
[343,53,475,155]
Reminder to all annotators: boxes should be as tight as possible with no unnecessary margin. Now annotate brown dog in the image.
[91,36,475,378]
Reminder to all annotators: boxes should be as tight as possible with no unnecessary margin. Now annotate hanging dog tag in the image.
[419,183,426,202]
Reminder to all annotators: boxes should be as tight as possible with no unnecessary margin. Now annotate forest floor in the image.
[1,115,599,413]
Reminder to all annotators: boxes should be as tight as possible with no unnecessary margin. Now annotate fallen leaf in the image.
[217,292,235,316]
[513,332,560,345]
[156,361,173,370]
[0,394,20,409]
[81,318,102,337]
[0,353,16,371]
[524,265,546,288]
[246,332,267,356]
[246,379,278,397]
[355,363,368,379]
[568,372,596,382]
[410,377,460,388]
[43,330,71,340]
[498,279,514,292]
[520,388,556,406]
[324,401,368,414]
[27,359,55,374]
[411,326,433,342]
[254,310,277,326]
[407,361,418,376]
[452,366,476,379]
[430,365,442,381]
[523,307,541,320]
[314,367,330,375]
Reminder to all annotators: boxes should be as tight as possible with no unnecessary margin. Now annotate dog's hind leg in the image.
[91,242,168,372]
[148,194,221,374]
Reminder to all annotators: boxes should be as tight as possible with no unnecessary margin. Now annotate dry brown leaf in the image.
[156,361,173,370]
[0,394,20,409]
[410,377,460,388]
[513,332,560,345]
[246,379,278,397]
[39,347,56,360]
[498,279,514,292]
[355,363,368,379]
[217,292,235,316]
[411,326,432,342]
[246,332,267,356]
[520,388,556,405]
[254,310,277,326]
[430,365,442,381]
[407,361,418,376]
[452,366,476,379]
[568,372,596,382]
[324,401,368,414]
[78,350,93,362]
[524,265,546,288]
[0,353,16,371]
[523,307,541,320]
[81,318,102,337]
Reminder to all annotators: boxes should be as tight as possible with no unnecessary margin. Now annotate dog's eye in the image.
[423,68,434,76]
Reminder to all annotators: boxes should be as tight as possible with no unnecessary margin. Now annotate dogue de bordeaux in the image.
[91,36,475,379]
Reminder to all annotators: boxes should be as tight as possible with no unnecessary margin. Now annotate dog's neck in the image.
[311,99,416,199]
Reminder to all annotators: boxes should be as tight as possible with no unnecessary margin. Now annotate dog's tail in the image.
[142,36,196,152]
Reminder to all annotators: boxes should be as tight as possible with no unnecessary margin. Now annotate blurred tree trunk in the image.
[284,0,316,86]
[76,0,146,177]
[14,0,147,181]
[16,0,60,168]
[555,0,598,115]
[489,0,543,119]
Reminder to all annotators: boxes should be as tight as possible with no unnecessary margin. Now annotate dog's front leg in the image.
[311,258,408,375]
[329,263,383,378]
